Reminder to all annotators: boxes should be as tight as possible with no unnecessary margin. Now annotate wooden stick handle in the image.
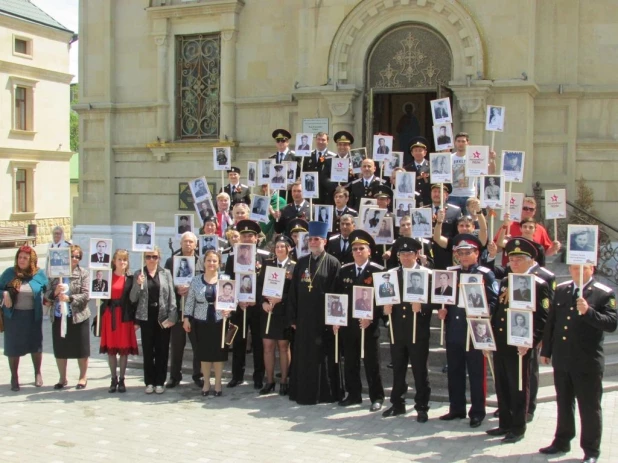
[491,131,496,151]
[518,354,523,391]
[488,352,495,383]
[221,317,226,349]
[466,323,470,352]
[490,215,494,240]
[140,253,144,289]
[243,308,247,339]
[361,327,365,359]
[388,314,394,344]
[440,183,444,210]
[96,301,101,337]
[554,218,558,242]
[180,296,185,321]
[266,311,272,335]
[335,330,339,364]
[440,304,445,346]
[413,311,417,344]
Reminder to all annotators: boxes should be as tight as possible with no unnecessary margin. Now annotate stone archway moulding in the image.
[328,0,485,87]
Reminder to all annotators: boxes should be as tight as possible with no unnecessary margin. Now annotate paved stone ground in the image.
[1,323,617,463]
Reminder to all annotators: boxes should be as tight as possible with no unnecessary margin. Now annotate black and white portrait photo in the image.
[567,224,599,266]
[353,286,375,319]
[508,273,535,310]
[173,255,195,285]
[295,132,313,157]
[237,272,256,303]
[431,270,457,305]
[457,274,482,307]
[190,176,210,202]
[507,309,533,348]
[481,175,503,208]
[195,199,216,225]
[175,214,194,238]
[303,172,319,199]
[410,208,432,238]
[462,283,490,317]
[234,243,256,274]
[430,97,452,124]
[430,152,452,184]
[374,216,394,245]
[350,148,367,174]
[247,161,257,187]
[325,293,348,326]
[384,151,403,178]
[364,208,387,234]
[403,268,429,303]
[296,231,309,259]
[48,248,71,278]
[469,319,496,351]
[373,135,393,162]
[200,234,219,255]
[258,159,272,185]
[250,195,270,224]
[216,280,237,311]
[432,123,454,151]
[213,146,231,171]
[501,150,525,183]
[90,268,111,298]
[269,164,287,190]
[394,199,413,226]
[133,221,155,252]
[314,205,333,232]
[394,171,416,200]
[89,238,112,268]
[486,105,505,132]
[285,161,297,183]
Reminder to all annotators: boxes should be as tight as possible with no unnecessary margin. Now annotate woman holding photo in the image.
[130,247,177,394]
[45,245,91,389]
[99,249,138,393]
[184,250,230,397]
[0,246,48,391]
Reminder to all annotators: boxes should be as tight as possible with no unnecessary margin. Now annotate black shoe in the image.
[227,379,241,388]
[502,432,524,444]
[201,389,210,397]
[76,381,87,390]
[259,382,275,395]
[370,401,383,412]
[279,383,289,396]
[539,444,570,455]
[493,409,499,418]
[275,372,281,379]
[526,413,534,423]
[338,396,362,407]
[417,411,428,423]
[10,377,20,392]
[439,412,466,421]
[470,417,483,428]
[486,427,509,436]
[213,390,222,397]
[582,456,598,463]
[54,381,68,390]
[117,377,126,393]
[382,405,406,417]
[166,378,180,389]
[254,381,263,390]
[108,376,118,393]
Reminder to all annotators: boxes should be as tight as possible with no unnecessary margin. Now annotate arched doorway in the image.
[365,23,453,164]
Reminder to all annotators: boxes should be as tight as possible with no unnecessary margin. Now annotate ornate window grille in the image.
[175,33,221,140]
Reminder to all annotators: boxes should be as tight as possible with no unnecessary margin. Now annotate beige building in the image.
[73,0,618,251]
[0,0,75,244]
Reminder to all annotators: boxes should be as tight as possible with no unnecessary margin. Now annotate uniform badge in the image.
[542,298,549,309]
[610,298,616,309]
[552,281,556,290]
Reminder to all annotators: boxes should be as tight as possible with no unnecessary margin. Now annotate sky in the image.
[30,0,79,82]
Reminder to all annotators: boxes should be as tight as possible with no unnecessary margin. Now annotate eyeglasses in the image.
[71,255,81,259]
[276,139,288,143]
[522,206,536,212]
[145,255,159,260]
[351,247,366,252]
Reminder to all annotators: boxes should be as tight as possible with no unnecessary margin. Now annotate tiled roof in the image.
[0,0,74,33]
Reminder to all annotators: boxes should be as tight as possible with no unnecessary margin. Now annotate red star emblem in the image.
[337,162,343,168]
[271,272,279,280]
[551,194,558,202]
[472,151,481,159]
[510,197,516,205]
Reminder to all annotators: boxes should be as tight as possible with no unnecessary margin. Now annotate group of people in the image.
[1,129,615,463]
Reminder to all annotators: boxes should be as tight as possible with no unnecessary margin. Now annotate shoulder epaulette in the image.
[341,262,355,268]
[350,178,363,185]
[289,259,297,265]
[534,275,546,285]
[447,265,461,270]
[257,249,271,256]
[239,184,248,188]
[537,266,555,277]
[477,266,491,274]
[347,208,358,214]
[329,234,341,241]
[557,280,573,287]
[369,262,385,270]
[593,281,613,293]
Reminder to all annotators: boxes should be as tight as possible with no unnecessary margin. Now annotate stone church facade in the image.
[73,0,618,251]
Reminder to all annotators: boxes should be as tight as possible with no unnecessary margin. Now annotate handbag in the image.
[0,308,4,333]
[225,322,239,346]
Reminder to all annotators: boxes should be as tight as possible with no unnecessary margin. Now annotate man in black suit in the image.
[216,148,228,166]
[539,264,616,463]
[513,277,531,302]
[436,125,451,146]
[192,178,208,198]
[326,214,355,265]
[273,181,310,234]
[90,240,110,264]
[407,271,424,294]
[332,186,357,235]
[435,272,453,296]
[301,132,334,203]
[220,166,251,208]
[376,137,389,154]
[403,137,431,207]
[177,215,192,235]
[434,100,449,120]
[347,158,385,211]
[304,174,315,192]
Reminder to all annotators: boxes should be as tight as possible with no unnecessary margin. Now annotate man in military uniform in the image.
[304,173,315,192]
[220,166,251,208]
[539,264,616,463]
[467,286,484,308]
[438,234,498,428]
[216,148,228,166]
[329,296,344,317]
[323,131,356,205]
[332,187,357,235]
[378,272,395,298]
[407,271,424,295]
[326,214,355,265]
[382,238,433,422]
[335,230,385,412]
[274,181,310,234]
[271,129,297,164]
[225,220,272,390]
[347,159,386,211]
[301,132,335,203]
[430,184,463,269]
[271,164,286,185]
[403,137,431,207]
[486,237,550,444]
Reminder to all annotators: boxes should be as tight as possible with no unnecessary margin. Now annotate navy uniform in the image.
[439,234,498,427]
[332,206,357,235]
[273,200,310,234]
[335,230,385,411]
[270,129,297,164]
[225,220,272,389]
[488,238,549,443]
[382,238,433,422]
[326,233,354,265]
[322,131,356,205]
[347,176,386,212]
[403,137,431,207]
[540,277,616,462]
[302,147,335,205]
[386,237,432,269]
[429,184,463,270]
[220,166,251,208]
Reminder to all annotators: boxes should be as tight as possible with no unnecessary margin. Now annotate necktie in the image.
[278,263,283,268]
[315,151,321,163]
[337,210,343,217]
[342,239,348,252]
[99,255,102,263]
[278,152,283,163]
[296,205,300,213]
[364,180,369,188]
[434,206,439,215]
[357,266,362,277]
[573,287,580,299]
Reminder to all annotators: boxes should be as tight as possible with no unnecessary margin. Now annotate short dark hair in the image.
[454,132,469,141]
[223,282,233,289]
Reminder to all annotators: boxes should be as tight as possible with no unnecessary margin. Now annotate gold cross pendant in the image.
[308,283,313,292]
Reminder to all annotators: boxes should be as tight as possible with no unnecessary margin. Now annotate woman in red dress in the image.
[99,249,138,393]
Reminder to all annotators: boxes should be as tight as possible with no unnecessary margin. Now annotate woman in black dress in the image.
[46,245,91,389]
[183,250,231,397]
[258,235,296,396]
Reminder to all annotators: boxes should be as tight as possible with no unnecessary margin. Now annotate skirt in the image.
[3,309,43,357]
[99,306,138,356]
[193,319,228,363]
[52,316,90,359]
[260,306,289,341]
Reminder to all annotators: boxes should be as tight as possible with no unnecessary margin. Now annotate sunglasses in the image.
[522,206,536,212]
[71,255,81,259]
[276,139,288,143]
[351,247,366,252]
[145,255,159,260]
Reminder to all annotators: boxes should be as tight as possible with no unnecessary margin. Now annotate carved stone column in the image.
[154,33,169,142]
[450,81,493,144]
[220,30,237,142]
[322,88,361,138]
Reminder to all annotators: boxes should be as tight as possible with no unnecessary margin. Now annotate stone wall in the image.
[0,217,72,245]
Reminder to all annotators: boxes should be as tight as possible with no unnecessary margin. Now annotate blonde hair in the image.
[111,249,131,274]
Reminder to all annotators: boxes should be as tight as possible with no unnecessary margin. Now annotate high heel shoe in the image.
[201,389,210,397]
[10,377,20,392]
[117,377,126,393]
[76,381,88,390]
[108,376,118,393]
[54,380,68,390]
[279,383,289,396]
[259,382,276,395]
[213,390,222,397]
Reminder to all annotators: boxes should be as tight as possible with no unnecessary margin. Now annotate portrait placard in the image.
[213,146,231,171]
[48,247,71,278]
[501,150,525,183]
[373,271,400,306]
[403,268,429,303]
[507,309,533,348]
[465,145,489,177]
[234,243,256,273]
[247,161,257,187]
[394,171,416,199]
[545,189,567,220]
[295,132,313,157]
[431,97,452,124]
[175,214,194,239]
[314,205,333,232]
[258,159,272,186]
[89,238,112,269]
[373,135,393,162]
[481,175,504,208]
[216,280,237,311]
[410,208,432,238]
[394,199,414,226]
[486,105,505,132]
[90,268,111,298]
[457,274,484,307]
[173,255,195,286]
[302,172,319,199]
[430,152,453,184]
[359,199,378,225]
[296,232,309,259]
[194,199,216,225]
[262,266,286,299]
[189,176,211,202]
[567,224,598,266]
[250,195,270,224]
[500,192,524,222]
[432,123,454,151]
[350,148,367,174]
[374,215,394,245]
[330,157,350,183]
[431,270,457,305]
[462,283,490,317]
[384,152,403,178]
[269,163,287,190]
[132,221,155,252]
[468,318,497,351]
[364,208,387,235]
[199,234,219,256]
[353,286,375,319]
[508,273,536,311]
[236,273,256,303]
[325,293,348,326]
[284,161,297,185]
